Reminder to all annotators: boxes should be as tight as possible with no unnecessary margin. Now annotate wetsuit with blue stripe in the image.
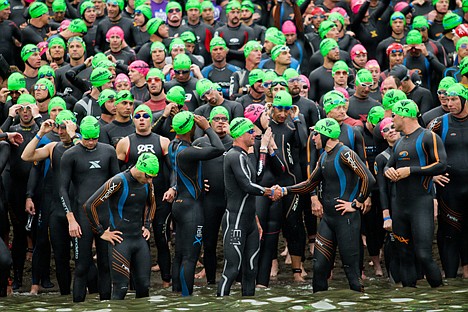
[168,127,224,296]
[217,145,265,296]
[85,170,156,300]
[429,114,468,278]
[384,127,446,287]
[286,143,375,293]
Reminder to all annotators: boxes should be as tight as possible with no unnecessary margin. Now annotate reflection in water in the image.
[1,278,467,311]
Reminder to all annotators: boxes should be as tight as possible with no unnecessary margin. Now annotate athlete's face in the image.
[325,27,340,41]
[187,8,200,23]
[92,0,105,15]
[312,131,322,149]
[116,100,133,118]
[381,122,399,144]
[271,106,290,124]
[287,77,302,96]
[158,24,169,38]
[167,7,182,26]
[185,42,195,53]
[391,18,404,35]
[381,77,398,95]
[458,45,468,60]
[147,77,163,95]
[211,46,227,63]
[0,7,11,21]
[81,137,99,149]
[133,11,146,26]
[68,42,85,60]
[128,68,143,84]
[152,49,166,64]
[202,89,218,105]
[368,67,380,84]
[353,52,367,68]
[109,35,123,51]
[247,49,262,65]
[416,26,428,42]
[171,47,185,59]
[84,8,97,23]
[34,84,49,101]
[271,85,286,98]
[210,113,228,135]
[356,83,372,98]
[263,40,274,54]
[228,9,241,26]
[49,106,64,120]
[19,105,33,124]
[447,96,465,116]
[252,81,264,94]
[53,11,65,22]
[106,3,120,18]
[238,128,255,146]
[300,82,308,98]
[392,113,404,131]
[276,51,291,66]
[104,99,117,114]
[311,14,324,29]
[202,7,214,22]
[57,122,72,141]
[49,45,65,60]
[285,33,296,45]
[333,70,348,87]
[389,51,403,67]
[435,0,449,13]
[27,52,42,69]
[438,90,449,109]
[260,111,270,129]
[115,81,131,91]
[134,109,151,132]
[327,105,346,123]
[241,8,252,21]
[327,47,340,62]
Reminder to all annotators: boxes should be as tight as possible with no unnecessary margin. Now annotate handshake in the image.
[265,185,288,201]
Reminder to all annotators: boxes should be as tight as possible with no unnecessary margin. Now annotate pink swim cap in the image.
[282,20,296,35]
[331,7,347,17]
[115,73,130,86]
[244,104,265,123]
[351,0,365,14]
[380,117,393,134]
[58,19,71,32]
[128,60,150,77]
[335,87,349,99]
[106,26,124,42]
[394,2,409,12]
[37,42,49,57]
[300,75,310,89]
[365,59,380,70]
[350,44,367,60]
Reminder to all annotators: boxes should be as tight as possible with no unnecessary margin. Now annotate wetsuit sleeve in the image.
[143,183,156,230]
[84,175,123,236]
[164,154,176,188]
[307,133,319,177]
[60,150,74,214]
[353,126,369,167]
[1,116,13,132]
[426,116,442,134]
[426,53,445,76]
[25,162,41,199]
[98,127,111,145]
[374,155,390,211]
[65,64,91,94]
[410,131,447,175]
[109,150,121,176]
[294,114,308,150]
[286,153,324,194]
[151,113,168,134]
[179,128,224,161]
[228,151,265,196]
[340,149,375,203]
[419,90,434,114]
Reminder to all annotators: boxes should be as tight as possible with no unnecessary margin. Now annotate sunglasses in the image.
[55,123,67,129]
[302,85,308,90]
[134,9,143,14]
[83,137,99,140]
[312,15,325,19]
[460,43,468,50]
[174,69,190,75]
[39,72,54,78]
[271,81,288,88]
[391,16,404,21]
[381,124,396,133]
[145,173,157,179]
[312,131,319,136]
[263,81,272,88]
[360,83,373,88]
[288,77,302,83]
[437,90,447,96]
[19,105,32,110]
[246,129,255,134]
[34,84,47,90]
[212,116,228,122]
[415,27,427,31]
[388,49,403,54]
[147,77,162,83]
[168,8,181,13]
[273,105,292,111]
[134,113,151,119]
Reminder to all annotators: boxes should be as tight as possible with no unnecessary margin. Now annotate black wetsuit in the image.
[217,145,265,296]
[201,63,241,99]
[287,143,375,292]
[164,77,199,112]
[384,127,446,287]
[237,93,265,108]
[74,95,100,125]
[60,142,119,302]
[192,134,233,285]
[308,66,334,103]
[347,96,380,123]
[168,127,224,296]
[99,119,135,147]
[94,16,135,53]
[85,170,156,300]
[429,114,468,278]
[0,19,22,67]
[123,132,173,284]
[216,23,254,68]
[0,141,11,297]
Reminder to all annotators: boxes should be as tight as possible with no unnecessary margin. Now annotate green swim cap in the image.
[169,38,185,52]
[107,0,124,10]
[96,59,115,69]
[271,45,289,61]
[319,38,338,57]
[17,94,36,105]
[265,28,286,46]
[80,1,95,15]
[460,57,468,76]
[147,18,165,36]
[328,12,344,28]
[166,86,186,106]
[134,104,153,122]
[21,44,39,61]
[438,76,457,91]
[48,37,66,50]
[412,16,429,29]
[36,78,55,97]
[283,68,299,81]
[464,0,468,13]
[248,69,264,86]
[392,99,419,118]
[243,40,262,57]
[8,72,26,91]
[314,117,341,139]
[146,68,165,81]
[323,90,346,114]
[210,36,227,52]
[55,109,77,125]
[318,20,336,39]
[241,0,255,13]
[52,0,66,12]
[68,36,86,51]
[68,18,88,34]
[181,31,197,44]
[196,78,213,97]
[263,70,278,82]
[355,69,373,86]
[273,90,292,107]
[90,67,113,87]
[367,106,385,125]
[97,89,117,106]
[406,30,422,45]
[135,4,152,19]
[446,83,468,100]
[230,117,254,139]
[48,97,66,114]
[166,1,182,14]
[136,152,160,176]
[443,12,462,30]
[332,60,349,76]
[201,1,214,10]
[38,65,55,79]
[0,0,10,11]
[456,36,468,52]
[92,53,107,68]
[115,90,134,105]
[150,41,166,54]
[382,89,407,110]
[209,106,230,122]
[172,111,194,134]
[225,1,241,14]
[390,12,405,26]
[186,0,200,11]
[80,116,100,139]
[29,2,48,18]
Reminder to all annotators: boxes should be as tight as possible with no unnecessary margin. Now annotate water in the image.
[2,278,468,311]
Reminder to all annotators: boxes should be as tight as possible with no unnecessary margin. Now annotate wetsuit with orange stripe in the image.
[286,142,375,293]
[428,114,468,278]
[84,170,156,300]
[384,127,446,287]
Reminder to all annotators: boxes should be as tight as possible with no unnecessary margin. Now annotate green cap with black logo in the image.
[392,99,419,118]
[314,117,340,139]
[382,89,407,110]
[172,111,194,134]
[136,152,159,176]
[323,90,346,114]
[273,90,292,107]
[230,117,254,139]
